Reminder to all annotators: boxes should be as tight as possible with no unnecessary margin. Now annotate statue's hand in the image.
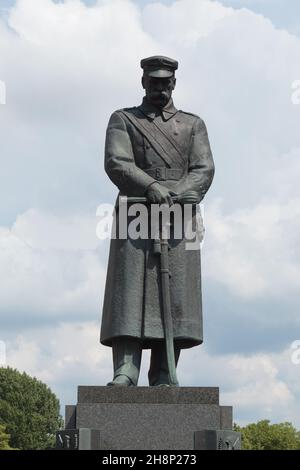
[146,182,174,206]
[178,190,201,204]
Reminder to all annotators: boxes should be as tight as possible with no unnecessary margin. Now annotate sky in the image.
[0,0,300,429]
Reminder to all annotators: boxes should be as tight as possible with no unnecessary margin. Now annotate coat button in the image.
[174,132,179,136]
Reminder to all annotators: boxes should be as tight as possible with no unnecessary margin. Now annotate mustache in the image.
[149,91,169,99]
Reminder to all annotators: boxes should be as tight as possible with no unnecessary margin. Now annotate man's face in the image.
[142,75,176,108]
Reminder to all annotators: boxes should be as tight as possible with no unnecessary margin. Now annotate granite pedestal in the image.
[64,386,234,450]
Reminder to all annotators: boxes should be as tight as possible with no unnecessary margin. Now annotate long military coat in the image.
[100,97,214,349]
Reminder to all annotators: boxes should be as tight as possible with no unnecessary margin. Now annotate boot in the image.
[107,337,142,386]
[148,341,180,386]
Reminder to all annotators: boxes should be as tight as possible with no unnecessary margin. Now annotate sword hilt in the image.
[120,190,201,205]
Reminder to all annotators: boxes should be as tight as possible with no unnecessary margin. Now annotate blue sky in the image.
[1,0,300,428]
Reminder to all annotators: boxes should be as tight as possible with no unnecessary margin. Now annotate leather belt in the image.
[144,167,184,181]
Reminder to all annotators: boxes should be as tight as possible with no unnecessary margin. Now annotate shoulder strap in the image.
[120,109,185,169]
[140,109,185,159]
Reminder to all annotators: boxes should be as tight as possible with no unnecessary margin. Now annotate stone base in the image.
[56,428,101,450]
[195,430,241,450]
[63,386,234,450]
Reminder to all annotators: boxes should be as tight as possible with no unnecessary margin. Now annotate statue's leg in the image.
[148,341,180,386]
[107,337,142,386]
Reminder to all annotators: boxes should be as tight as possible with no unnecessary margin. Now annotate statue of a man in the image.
[100,56,215,386]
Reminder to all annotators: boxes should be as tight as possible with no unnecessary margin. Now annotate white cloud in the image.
[0,79,6,104]
[5,321,112,407]
[12,208,99,250]
[141,0,234,46]
[7,321,110,384]
[0,208,107,319]
[0,0,161,220]
[1,0,300,426]
[203,194,300,301]
[1,0,300,217]
[215,0,300,37]
[179,345,300,426]
[5,323,300,426]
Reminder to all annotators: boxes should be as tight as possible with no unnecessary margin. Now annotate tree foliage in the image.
[234,420,300,450]
[0,424,13,450]
[0,367,63,450]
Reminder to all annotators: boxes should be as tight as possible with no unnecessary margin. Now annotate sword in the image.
[123,191,200,386]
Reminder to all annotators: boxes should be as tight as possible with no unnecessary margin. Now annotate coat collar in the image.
[138,97,178,121]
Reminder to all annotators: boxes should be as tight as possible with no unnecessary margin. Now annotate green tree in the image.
[234,420,300,450]
[0,367,63,450]
[0,424,13,450]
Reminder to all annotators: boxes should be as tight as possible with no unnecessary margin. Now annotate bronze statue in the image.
[100,56,215,386]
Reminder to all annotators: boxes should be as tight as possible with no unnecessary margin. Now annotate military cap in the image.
[140,55,178,78]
